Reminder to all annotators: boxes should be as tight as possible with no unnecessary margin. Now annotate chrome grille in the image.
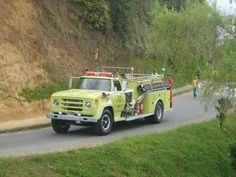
[61,98,83,112]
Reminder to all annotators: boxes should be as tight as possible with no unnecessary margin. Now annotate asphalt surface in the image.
[0,92,216,157]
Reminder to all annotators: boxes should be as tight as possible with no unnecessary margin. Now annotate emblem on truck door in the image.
[117,95,124,107]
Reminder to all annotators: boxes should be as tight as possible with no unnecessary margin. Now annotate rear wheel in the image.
[145,101,163,124]
[94,109,113,135]
[51,119,70,133]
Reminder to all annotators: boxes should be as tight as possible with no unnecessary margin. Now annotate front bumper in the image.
[46,113,98,123]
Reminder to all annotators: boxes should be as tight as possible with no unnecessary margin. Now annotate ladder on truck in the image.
[102,66,170,92]
[125,73,170,93]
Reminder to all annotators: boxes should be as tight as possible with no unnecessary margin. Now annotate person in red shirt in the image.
[167,75,173,108]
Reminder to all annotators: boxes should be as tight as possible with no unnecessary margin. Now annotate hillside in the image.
[0,0,224,122]
[0,0,149,122]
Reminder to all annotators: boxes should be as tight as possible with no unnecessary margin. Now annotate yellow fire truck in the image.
[47,67,173,135]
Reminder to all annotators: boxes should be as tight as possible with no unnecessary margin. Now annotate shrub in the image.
[215,97,232,130]
[230,142,236,169]
[71,0,111,31]
[19,81,67,102]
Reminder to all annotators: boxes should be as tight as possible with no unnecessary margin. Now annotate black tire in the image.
[94,109,113,135]
[145,101,163,124]
[51,119,70,134]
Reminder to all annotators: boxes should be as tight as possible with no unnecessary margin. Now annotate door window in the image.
[113,80,122,91]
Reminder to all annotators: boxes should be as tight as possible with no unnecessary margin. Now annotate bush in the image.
[109,0,137,37]
[71,0,111,31]
[158,0,205,11]
[110,0,152,38]
[71,0,151,37]
[19,81,67,102]
[230,142,236,169]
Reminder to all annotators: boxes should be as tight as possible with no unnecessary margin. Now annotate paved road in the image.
[0,92,216,156]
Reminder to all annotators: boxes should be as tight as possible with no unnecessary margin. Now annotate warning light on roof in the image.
[86,71,96,76]
[85,71,113,77]
[99,72,113,77]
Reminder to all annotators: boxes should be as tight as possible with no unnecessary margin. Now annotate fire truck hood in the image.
[52,89,104,99]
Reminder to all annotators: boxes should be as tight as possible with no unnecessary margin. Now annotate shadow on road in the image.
[65,118,161,136]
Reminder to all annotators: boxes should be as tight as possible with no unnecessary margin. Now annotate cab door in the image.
[110,79,126,120]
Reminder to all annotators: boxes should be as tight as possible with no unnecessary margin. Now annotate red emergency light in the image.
[85,71,113,77]
[86,71,96,76]
[99,72,113,77]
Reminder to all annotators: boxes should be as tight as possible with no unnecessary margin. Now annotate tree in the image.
[158,0,205,11]
[203,16,236,129]
[148,2,220,85]
[72,0,111,31]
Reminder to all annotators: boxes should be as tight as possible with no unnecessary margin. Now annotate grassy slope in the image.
[0,116,235,177]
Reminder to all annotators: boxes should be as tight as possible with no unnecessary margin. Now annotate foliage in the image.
[71,0,152,38]
[215,97,232,130]
[159,0,205,11]
[110,0,149,38]
[19,81,67,102]
[212,40,236,83]
[202,17,236,127]
[0,116,236,177]
[110,0,134,37]
[148,2,220,85]
[230,142,236,169]
[71,0,111,31]
[130,57,184,87]
[130,58,211,88]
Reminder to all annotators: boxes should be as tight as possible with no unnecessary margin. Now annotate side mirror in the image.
[113,87,118,92]
[122,80,128,91]
[68,78,72,89]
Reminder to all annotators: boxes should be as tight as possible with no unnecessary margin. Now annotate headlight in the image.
[53,99,59,107]
[85,102,91,108]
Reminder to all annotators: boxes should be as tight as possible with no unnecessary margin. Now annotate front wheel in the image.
[51,119,70,134]
[145,101,163,124]
[94,109,113,135]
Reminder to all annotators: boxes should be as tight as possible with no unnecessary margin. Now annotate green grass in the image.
[0,116,236,177]
[19,81,67,102]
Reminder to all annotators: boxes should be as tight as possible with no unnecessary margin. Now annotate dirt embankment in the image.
[0,0,127,123]
[0,1,47,122]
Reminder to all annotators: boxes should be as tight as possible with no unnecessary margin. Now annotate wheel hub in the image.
[102,115,110,131]
[156,106,162,120]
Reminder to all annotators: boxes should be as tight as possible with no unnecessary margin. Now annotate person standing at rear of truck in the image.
[192,77,198,98]
[167,75,173,108]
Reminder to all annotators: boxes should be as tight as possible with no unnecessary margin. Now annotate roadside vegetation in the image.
[19,0,221,100]
[0,115,235,177]
[146,2,220,87]
[19,81,67,102]
[19,60,68,102]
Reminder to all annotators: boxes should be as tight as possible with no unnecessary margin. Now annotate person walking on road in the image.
[196,67,201,80]
[192,76,198,98]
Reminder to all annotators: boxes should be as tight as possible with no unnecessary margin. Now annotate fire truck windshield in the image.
[77,78,111,91]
